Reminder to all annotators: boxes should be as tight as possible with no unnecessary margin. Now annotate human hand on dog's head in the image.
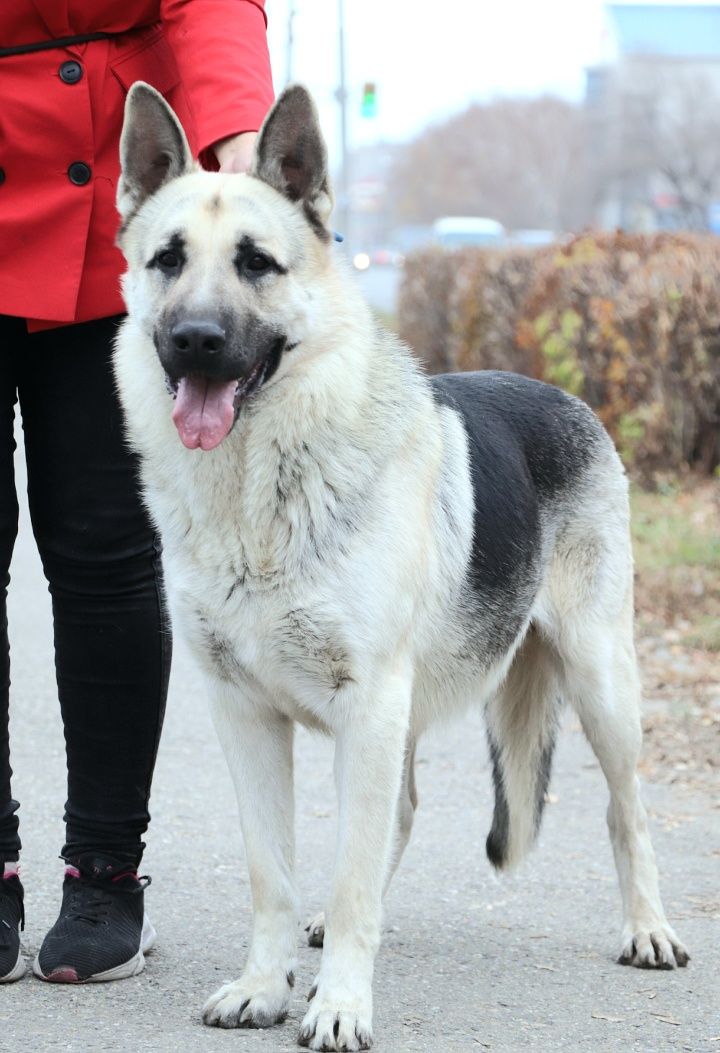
[213,131,258,173]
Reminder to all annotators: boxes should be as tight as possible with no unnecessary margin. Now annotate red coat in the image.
[0,1,274,330]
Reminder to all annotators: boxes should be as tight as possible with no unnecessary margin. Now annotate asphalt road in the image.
[1,446,717,1053]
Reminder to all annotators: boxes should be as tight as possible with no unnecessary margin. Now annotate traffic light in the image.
[361,82,377,118]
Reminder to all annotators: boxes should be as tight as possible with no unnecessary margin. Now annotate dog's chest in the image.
[168,555,357,716]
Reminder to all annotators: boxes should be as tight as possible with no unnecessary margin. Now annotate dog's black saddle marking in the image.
[430,371,603,651]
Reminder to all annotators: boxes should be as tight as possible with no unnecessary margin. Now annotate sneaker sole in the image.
[32,915,156,984]
[0,946,27,983]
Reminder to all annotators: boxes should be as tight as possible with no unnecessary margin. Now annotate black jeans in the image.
[0,315,171,866]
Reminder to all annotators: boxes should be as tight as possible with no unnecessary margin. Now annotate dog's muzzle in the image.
[159,320,289,452]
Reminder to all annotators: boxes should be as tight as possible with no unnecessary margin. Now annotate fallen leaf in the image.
[592,1012,626,1022]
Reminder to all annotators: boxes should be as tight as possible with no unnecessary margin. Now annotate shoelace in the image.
[0,881,24,944]
[65,873,150,926]
[66,882,112,925]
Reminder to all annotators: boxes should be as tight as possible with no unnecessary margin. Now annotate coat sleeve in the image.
[160,0,274,168]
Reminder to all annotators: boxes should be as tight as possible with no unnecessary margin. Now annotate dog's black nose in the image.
[171,321,226,361]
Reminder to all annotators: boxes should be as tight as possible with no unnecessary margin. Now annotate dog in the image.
[113,82,689,1051]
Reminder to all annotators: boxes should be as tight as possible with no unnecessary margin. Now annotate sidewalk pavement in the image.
[1,459,717,1053]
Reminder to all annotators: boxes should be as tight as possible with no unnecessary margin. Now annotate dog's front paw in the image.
[298,982,372,1051]
[618,923,690,969]
[202,970,294,1029]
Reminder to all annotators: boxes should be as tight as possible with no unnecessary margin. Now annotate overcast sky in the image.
[265,0,716,164]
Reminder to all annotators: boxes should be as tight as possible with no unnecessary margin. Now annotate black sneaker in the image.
[0,873,26,983]
[33,854,155,983]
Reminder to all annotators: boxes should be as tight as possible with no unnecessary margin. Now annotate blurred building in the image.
[335,141,399,251]
[587,3,720,231]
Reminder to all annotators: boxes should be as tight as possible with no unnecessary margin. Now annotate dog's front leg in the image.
[202,687,298,1030]
[299,669,412,1051]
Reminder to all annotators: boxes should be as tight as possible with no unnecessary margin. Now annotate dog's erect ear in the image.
[250,85,333,237]
[118,82,193,226]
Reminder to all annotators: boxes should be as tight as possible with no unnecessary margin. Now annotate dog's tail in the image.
[485,628,561,870]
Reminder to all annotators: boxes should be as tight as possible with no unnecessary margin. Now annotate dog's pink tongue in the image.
[172,376,237,451]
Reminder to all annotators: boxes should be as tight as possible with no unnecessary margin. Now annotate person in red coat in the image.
[0,1,273,984]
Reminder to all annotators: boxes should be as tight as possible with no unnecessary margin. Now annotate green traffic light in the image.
[361,82,377,118]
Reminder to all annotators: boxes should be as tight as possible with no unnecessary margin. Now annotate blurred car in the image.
[432,216,506,248]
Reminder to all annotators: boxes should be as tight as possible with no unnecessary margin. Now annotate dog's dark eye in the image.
[246,253,272,273]
[234,239,286,281]
[146,235,186,275]
[157,250,180,270]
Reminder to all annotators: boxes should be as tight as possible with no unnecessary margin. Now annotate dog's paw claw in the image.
[202,975,292,1029]
[299,995,372,1051]
[202,995,249,1028]
[617,926,690,970]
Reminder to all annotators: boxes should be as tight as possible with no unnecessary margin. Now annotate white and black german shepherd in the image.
[114,83,688,1050]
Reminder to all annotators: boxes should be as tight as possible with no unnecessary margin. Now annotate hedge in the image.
[398,233,720,480]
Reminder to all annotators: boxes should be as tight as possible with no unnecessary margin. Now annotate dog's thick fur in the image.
[114,83,688,1050]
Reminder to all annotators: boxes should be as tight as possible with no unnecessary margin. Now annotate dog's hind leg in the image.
[202,685,299,1030]
[484,627,562,871]
[305,737,418,949]
[558,596,689,969]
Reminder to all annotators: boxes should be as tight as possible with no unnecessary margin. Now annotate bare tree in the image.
[606,64,720,230]
[385,96,592,232]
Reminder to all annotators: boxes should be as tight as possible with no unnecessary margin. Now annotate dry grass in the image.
[632,479,720,791]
